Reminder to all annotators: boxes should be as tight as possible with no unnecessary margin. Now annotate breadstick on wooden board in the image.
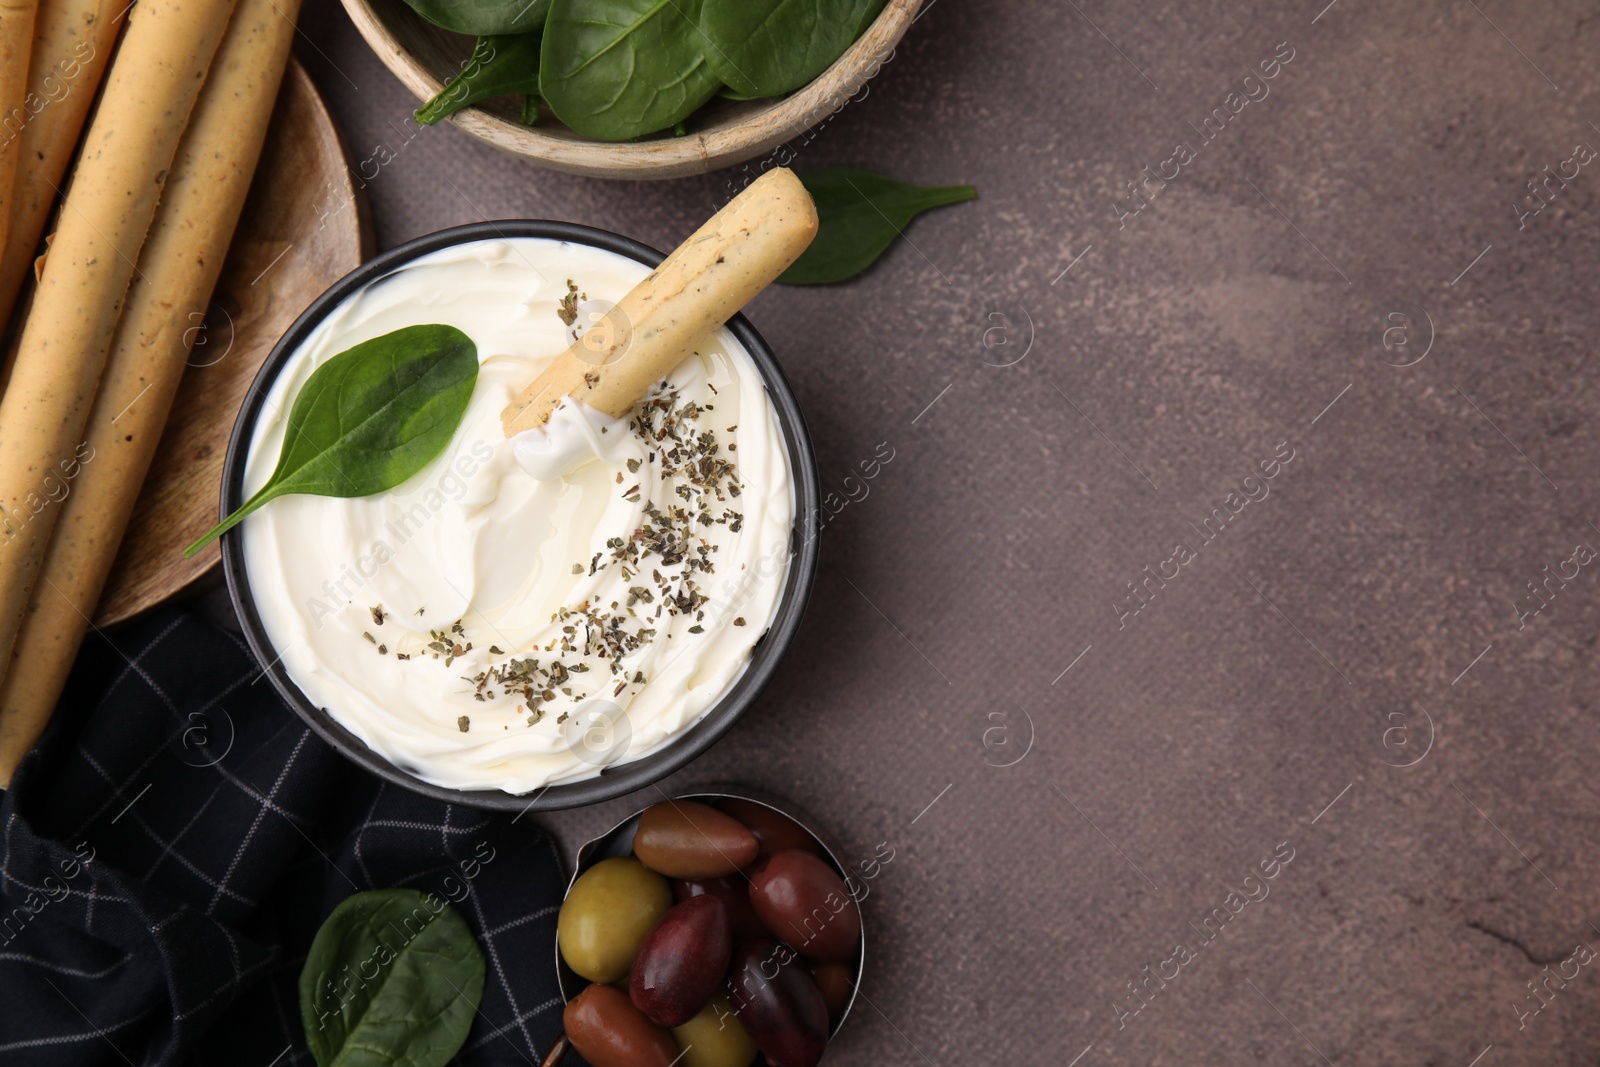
[0,0,237,689]
[0,0,40,263]
[0,0,127,343]
[0,0,301,782]
[501,167,817,437]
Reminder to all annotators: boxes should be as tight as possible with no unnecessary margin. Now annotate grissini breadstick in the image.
[0,0,237,687]
[0,0,126,342]
[501,166,817,437]
[0,0,40,266]
[0,0,299,782]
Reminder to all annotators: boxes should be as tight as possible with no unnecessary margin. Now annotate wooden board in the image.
[94,59,370,627]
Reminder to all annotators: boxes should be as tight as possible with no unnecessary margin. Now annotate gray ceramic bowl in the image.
[560,792,864,1039]
[221,221,820,812]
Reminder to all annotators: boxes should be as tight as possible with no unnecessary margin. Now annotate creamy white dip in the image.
[241,237,794,793]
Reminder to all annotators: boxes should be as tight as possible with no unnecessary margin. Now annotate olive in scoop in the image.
[558,856,670,982]
[811,961,853,1027]
[629,894,733,1027]
[748,849,861,962]
[674,875,770,940]
[728,938,829,1067]
[564,983,679,1067]
[633,799,759,877]
[720,798,825,859]
[672,993,759,1067]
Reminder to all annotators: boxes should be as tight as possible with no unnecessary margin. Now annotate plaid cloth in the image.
[0,607,568,1065]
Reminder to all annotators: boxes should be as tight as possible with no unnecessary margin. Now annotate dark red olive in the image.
[564,983,678,1067]
[719,799,824,860]
[810,961,852,1028]
[727,938,829,1067]
[674,875,769,939]
[748,850,861,962]
[630,895,732,1027]
[634,800,759,877]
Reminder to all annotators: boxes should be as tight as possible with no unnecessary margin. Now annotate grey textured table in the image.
[288,1,1600,1062]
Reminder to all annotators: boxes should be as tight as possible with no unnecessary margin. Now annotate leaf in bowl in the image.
[416,32,542,125]
[539,0,721,141]
[299,889,486,1067]
[400,0,550,35]
[183,323,479,557]
[699,0,888,98]
[778,168,976,285]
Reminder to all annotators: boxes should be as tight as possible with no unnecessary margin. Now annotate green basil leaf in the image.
[539,0,722,141]
[699,0,887,98]
[299,889,486,1067]
[416,33,542,126]
[520,92,542,124]
[400,0,549,35]
[184,324,478,557]
[778,168,977,285]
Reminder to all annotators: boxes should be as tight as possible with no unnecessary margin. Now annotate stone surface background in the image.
[286,1,1600,1062]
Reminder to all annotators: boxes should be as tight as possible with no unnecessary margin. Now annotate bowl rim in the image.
[338,0,927,179]
[220,220,821,812]
[559,791,865,1036]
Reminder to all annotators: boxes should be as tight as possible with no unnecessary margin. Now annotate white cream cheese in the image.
[240,237,794,794]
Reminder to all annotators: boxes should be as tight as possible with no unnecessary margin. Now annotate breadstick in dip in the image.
[501,167,816,436]
[0,0,237,686]
[0,0,126,339]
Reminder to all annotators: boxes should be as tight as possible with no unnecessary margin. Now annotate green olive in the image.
[559,857,672,982]
[671,993,758,1067]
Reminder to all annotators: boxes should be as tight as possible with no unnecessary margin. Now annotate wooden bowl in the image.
[338,0,925,180]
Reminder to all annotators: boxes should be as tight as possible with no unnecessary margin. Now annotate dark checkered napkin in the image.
[0,608,567,1066]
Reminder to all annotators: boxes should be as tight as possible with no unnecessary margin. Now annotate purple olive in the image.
[748,850,861,962]
[727,938,829,1067]
[675,875,769,940]
[630,894,732,1027]
[810,961,852,1029]
[719,799,824,861]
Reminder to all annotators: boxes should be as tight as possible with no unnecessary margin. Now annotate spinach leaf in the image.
[400,0,549,35]
[416,33,542,125]
[699,0,887,98]
[539,0,722,141]
[778,168,976,285]
[184,324,479,557]
[299,889,486,1067]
